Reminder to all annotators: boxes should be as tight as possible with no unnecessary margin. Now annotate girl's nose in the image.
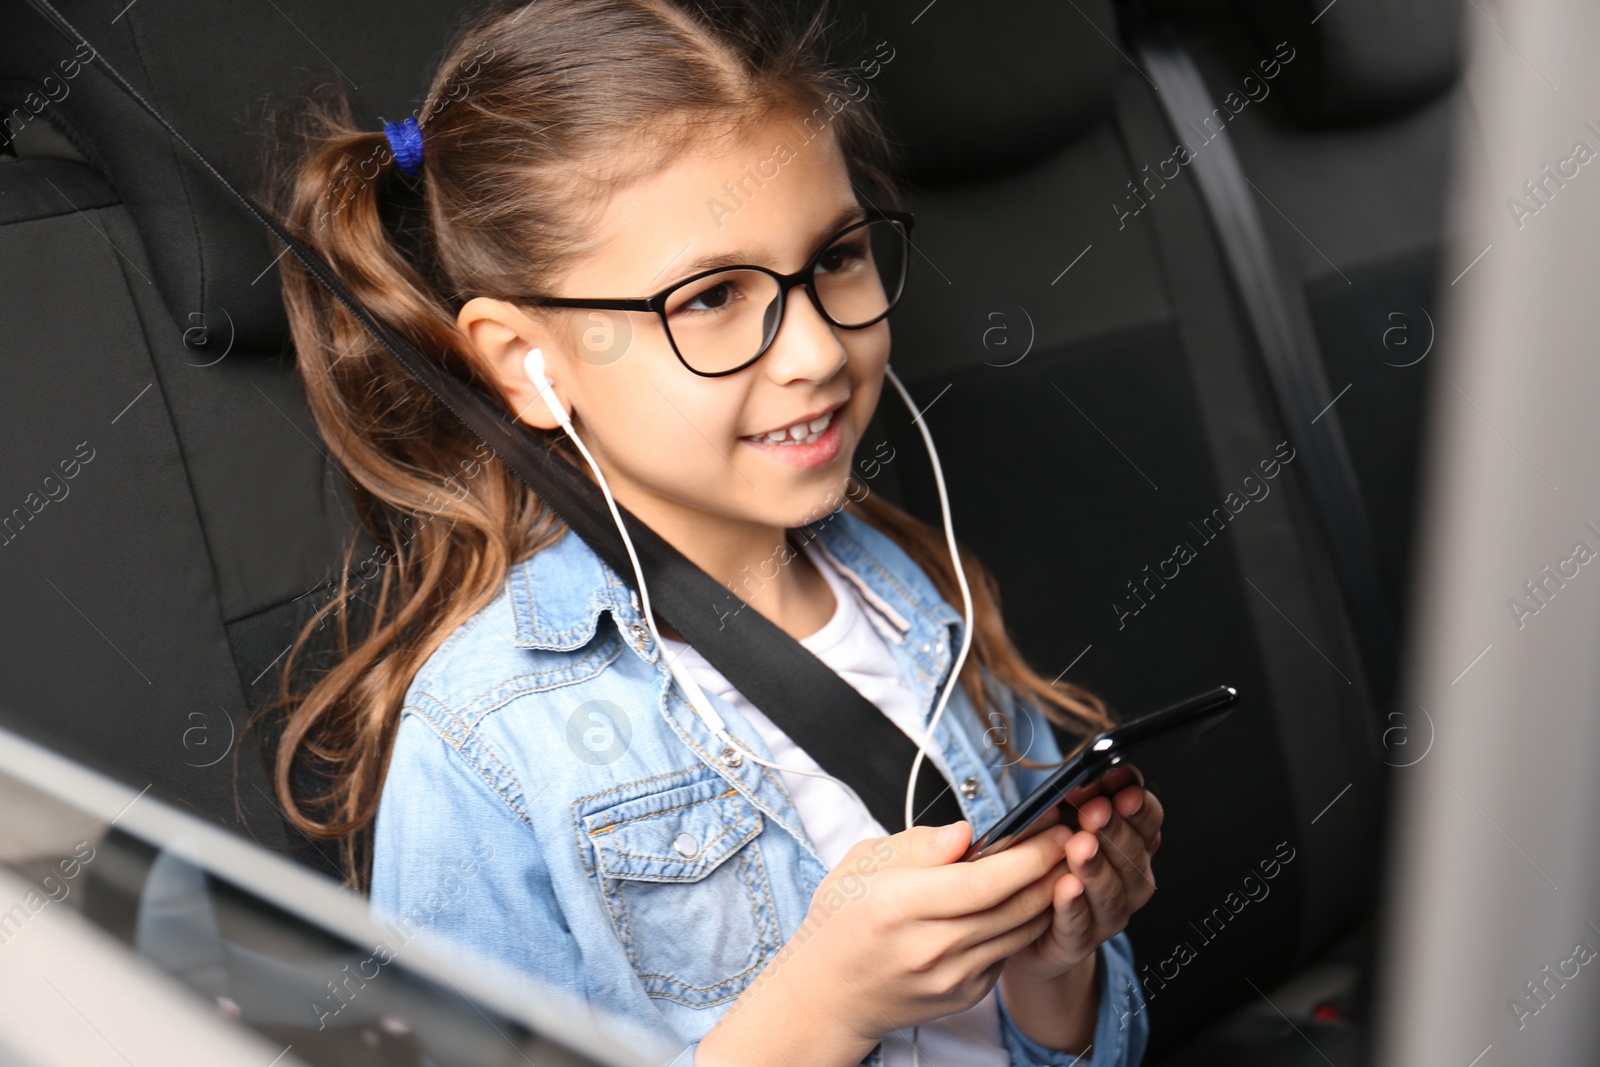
[760,285,850,382]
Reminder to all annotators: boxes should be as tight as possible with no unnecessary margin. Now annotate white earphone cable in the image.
[526,352,975,1067]
[879,365,977,841]
[523,348,875,817]
[880,364,975,1067]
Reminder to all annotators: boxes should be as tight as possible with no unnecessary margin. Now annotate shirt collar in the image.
[506,506,965,665]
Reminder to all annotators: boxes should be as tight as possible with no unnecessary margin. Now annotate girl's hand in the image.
[1001,765,1164,985]
[765,818,1074,1048]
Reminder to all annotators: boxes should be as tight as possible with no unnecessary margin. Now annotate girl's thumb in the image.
[938,820,969,849]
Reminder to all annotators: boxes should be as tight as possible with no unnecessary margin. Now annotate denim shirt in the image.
[370,504,1149,1067]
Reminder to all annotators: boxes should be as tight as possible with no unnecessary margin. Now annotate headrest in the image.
[1130,0,1464,124]
[0,0,482,355]
[0,0,1124,353]
[837,0,1124,186]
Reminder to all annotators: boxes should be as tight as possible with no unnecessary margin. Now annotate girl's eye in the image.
[817,236,869,275]
[669,275,751,318]
[688,283,734,310]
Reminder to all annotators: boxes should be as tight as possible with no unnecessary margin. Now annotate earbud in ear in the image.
[523,346,548,387]
[522,346,570,427]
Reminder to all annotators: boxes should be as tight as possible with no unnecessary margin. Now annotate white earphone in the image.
[521,344,974,835]
[525,344,968,1063]
[523,346,571,426]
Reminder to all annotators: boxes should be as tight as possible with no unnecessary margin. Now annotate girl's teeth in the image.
[752,409,833,445]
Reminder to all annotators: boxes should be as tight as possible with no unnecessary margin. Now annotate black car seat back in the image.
[848,0,1467,1056]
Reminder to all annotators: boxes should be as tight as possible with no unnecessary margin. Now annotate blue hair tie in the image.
[382,114,424,176]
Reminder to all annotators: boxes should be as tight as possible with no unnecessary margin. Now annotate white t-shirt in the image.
[657,537,1007,1067]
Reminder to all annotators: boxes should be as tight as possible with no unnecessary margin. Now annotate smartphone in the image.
[960,684,1240,861]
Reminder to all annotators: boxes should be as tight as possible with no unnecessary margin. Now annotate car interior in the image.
[0,714,664,1066]
[0,0,1478,1063]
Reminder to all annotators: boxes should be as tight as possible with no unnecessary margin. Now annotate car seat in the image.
[842,0,1468,1060]
[0,0,1473,1063]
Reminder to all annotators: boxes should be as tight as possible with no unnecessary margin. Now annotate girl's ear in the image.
[456,296,571,430]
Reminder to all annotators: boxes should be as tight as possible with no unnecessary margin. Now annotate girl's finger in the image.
[949,855,1067,954]
[1117,786,1164,851]
[1086,808,1155,906]
[1068,792,1113,836]
[923,823,1072,919]
[1054,871,1092,939]
[1068,825,1130,933]
[966,903,1056,974]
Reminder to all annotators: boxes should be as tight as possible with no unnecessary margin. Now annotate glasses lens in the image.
[660,218,909,374]
[662,269,783,375]
[812,218,908,329]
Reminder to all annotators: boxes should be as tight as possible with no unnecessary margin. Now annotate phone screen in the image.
[960,684,1239,861]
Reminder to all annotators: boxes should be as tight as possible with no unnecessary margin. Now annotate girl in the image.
[262,1,1162,1064]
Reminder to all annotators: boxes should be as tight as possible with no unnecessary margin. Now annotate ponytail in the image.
[251,81,566,889]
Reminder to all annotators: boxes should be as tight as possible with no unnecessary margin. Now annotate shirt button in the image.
[718,746,744,768]
[672,833,698,857]
[629,622,651,645]
[959,776,980,799]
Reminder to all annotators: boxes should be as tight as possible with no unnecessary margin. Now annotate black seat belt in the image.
[1131,32,1400,709]
[20,0,965,839]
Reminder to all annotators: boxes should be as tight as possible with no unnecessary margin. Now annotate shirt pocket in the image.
[578,767,780,1008]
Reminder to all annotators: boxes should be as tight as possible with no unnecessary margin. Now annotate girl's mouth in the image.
[740,407,845,470]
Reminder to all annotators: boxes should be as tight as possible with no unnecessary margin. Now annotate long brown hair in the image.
[254,0,1111,891]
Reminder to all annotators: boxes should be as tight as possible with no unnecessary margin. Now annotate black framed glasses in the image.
[505,210,914,377]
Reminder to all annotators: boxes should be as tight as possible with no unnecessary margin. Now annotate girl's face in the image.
[459,108,890,545]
